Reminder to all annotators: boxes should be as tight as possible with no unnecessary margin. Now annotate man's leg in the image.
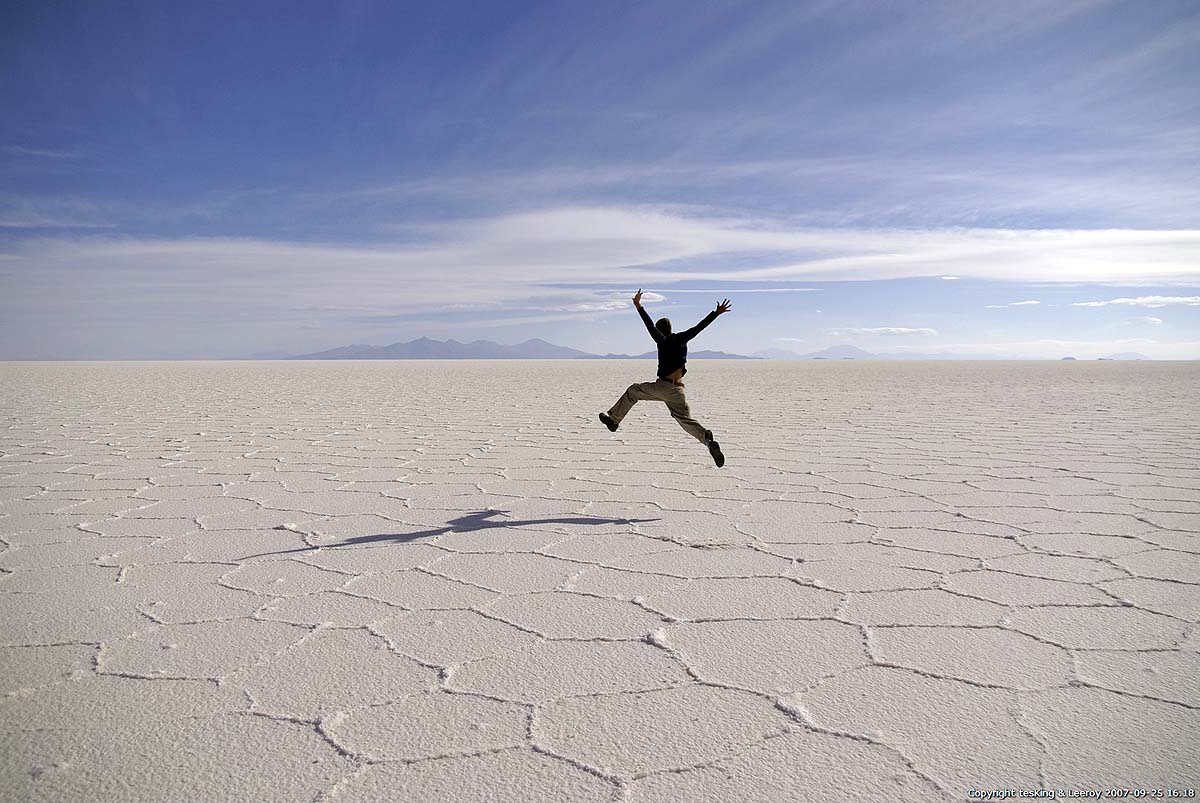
[663,384,725,466]
[662,385,710,443]
[606,380,661,426]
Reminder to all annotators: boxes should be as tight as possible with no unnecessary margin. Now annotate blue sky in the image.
[2,0,1198,359]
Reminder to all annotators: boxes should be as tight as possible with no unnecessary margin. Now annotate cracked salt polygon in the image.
[4,711,354,802]
[1074,649,1200,706]
[662,619,868,693]
[99,619,308,679]
[450,639,688,704]
[606,547,794,578]
[735,500,848,542]
[1021,686,1200,787]
[0,594,145,644]
[0,643,95,694]
[1097,577,1200,620]
[121,497,258,519]
[626,729,945,803]
[565,566,691,600]
[1114,548,1200,582]
[852,510,962,528]
[334,749,617,802]
[871,625,1072,689]
[435,526,565,553]
[944,569,1112,606]
[222,559,349,596]
[371,609,539,665]
[799,664,1041,791]
[841,589,1007,626]
[1019,510,1166,536]
[0,674,244,733]
[297,543,443,575]
[543,532,680,562]
[324,691,527,761]
[484,591,662,639]
[0,526,107,547]
[193,507,321,531]
[79,516,200,538]
[825,494,949,513]
[429,552,581,593]
[536,684,789,776]
[229,628,435,720]
[0,513,94,533]
[344,569,498,608]
[0,563,121,594]
[984,552,1127,583]
[50,497,152,516]
[792,559,941,592]
[1006,605,1190,649]
[121,563,264,623]
[0,537,148,568]
[105,529,300,565]
[1018,531,1154,557]
[643,576,840,620]
[258,590,402,627]
[775,540,980,572]
[872,527,1019,559]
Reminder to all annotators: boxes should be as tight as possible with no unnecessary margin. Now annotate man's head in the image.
[655,317,672,336]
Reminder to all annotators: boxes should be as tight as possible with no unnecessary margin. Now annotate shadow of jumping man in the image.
[236,509,661,560]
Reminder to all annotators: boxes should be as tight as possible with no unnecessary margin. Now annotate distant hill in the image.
[289,337,593,360]
[751,347,808,359]
[804,345,877,360]
[287,337,757,360]
[271,338,1146,362]
[750,345,875,359]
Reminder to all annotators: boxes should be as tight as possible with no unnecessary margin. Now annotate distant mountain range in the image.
[259,338,1152,361]
[284,337,756,360]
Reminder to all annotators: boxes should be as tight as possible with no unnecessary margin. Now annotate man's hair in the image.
[655,317,672,336]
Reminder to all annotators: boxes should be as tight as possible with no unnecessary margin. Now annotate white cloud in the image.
[940,276,960,280]
[645,287,820,293]
[558,290,663,312]
[985,300,1041,308]
[5,208,1200,338]
[1071,296,1200,308]
[828,327,939,336]
[917,338,1200,360]
[1127,316,1164,325]
[3,145,83,159]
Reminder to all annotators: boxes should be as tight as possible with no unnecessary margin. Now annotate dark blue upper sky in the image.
[2,0,1197,358]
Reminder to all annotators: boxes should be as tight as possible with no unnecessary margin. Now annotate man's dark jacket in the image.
[638,306,720,379]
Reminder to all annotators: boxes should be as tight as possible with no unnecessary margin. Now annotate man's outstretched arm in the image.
[633,289,664,343]
[680,298,732,341]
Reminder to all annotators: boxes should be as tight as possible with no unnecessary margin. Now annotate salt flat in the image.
[1,359,1198,802]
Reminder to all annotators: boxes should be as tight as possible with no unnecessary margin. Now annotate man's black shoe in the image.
[599,413,618,432]
[707,438,725,468]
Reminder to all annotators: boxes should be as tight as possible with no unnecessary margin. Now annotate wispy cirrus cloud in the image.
[828,327,939,336]
[5,208,1198,338]
[1126,316,1163,325]
[1071,296,1200,308]
[985,300,1041,308]
[644,287,819,293]
[3,145,84,159]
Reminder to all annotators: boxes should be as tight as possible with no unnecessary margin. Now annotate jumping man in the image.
[598,289,732,467]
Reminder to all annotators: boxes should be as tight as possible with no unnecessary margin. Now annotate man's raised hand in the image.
[633,289,644,307]
[715,298,733,315]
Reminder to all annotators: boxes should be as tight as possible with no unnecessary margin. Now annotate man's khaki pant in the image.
[607,378,710,443]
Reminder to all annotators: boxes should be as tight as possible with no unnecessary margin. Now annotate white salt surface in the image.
[1,359,1198,801]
